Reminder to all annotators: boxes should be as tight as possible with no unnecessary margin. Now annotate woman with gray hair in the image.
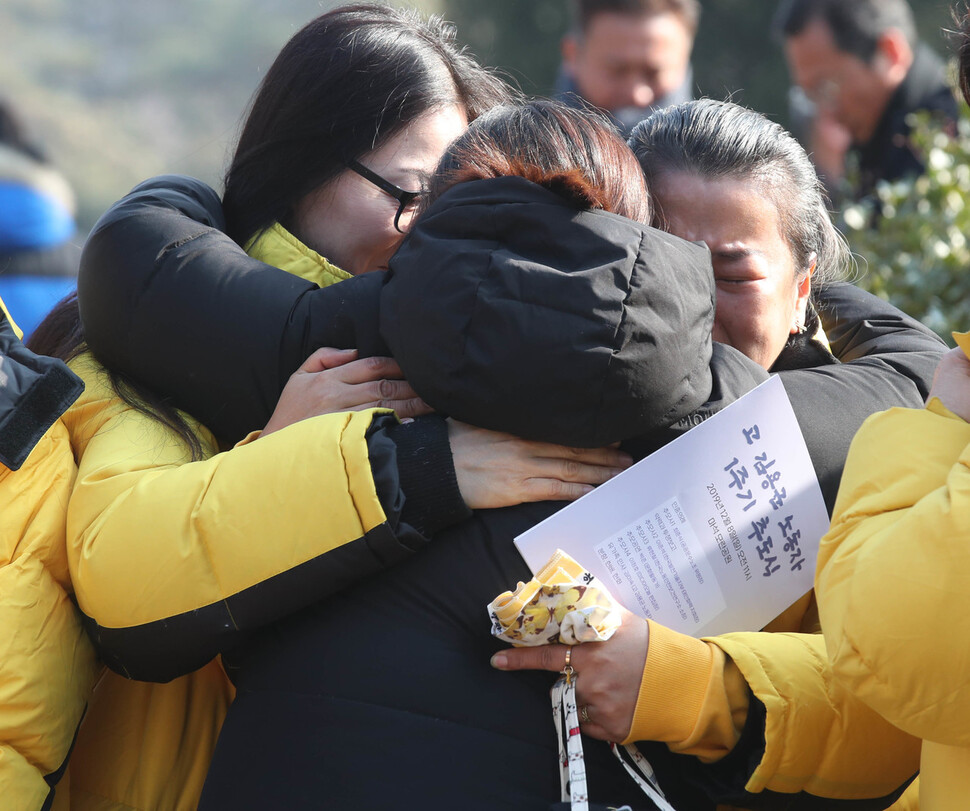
[631,98,945,509]
[633,97,847,371]
[494,99,940,810]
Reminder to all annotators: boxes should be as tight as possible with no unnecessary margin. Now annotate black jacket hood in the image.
[381,176,716,447]
[0,309,82,470]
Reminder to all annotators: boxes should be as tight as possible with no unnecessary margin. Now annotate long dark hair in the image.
[629,98,851,343]
[25,291,204,462]
[27,292,206,459]
[223,3,512,246]
[425,99,651,223]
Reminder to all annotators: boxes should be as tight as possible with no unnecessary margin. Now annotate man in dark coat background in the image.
[775,0,958,202]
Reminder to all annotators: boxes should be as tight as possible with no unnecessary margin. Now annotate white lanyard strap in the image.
[551,659,677,811]
[610,742,678,811]
[551,673,589,811]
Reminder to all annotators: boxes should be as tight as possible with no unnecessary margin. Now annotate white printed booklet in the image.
[515,375,829,638]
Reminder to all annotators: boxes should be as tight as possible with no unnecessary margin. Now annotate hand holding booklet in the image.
[514,376,829,638]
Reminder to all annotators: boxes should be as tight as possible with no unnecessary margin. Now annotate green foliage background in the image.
[841,109,970,344]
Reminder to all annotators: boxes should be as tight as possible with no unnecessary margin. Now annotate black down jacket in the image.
[381,177,718,446]
[200,178,738,810]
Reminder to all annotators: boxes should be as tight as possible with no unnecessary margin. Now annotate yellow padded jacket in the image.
[626,599,921,809]
[0,300,98,811]
[65,225,460,810]
[818,396,970,811]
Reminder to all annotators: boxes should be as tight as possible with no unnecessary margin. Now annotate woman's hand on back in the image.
[263,348,432,436]
[447,419,633,508]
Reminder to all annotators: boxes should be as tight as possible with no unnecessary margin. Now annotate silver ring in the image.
[564,647,572,669]
[581,705,591,724]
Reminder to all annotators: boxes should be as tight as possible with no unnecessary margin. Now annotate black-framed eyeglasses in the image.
[347,159,423,233]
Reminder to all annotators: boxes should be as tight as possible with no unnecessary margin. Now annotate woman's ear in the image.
[791,252,816,334]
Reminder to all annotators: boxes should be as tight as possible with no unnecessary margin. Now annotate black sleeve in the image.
[779,282,946,513]
[77,174,386,444]
[0,316,83,470]
[386,415,472,537]
[638,285,944,514]
[77,177,468,524]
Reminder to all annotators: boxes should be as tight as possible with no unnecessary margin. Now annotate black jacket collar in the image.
[0,312,82,470]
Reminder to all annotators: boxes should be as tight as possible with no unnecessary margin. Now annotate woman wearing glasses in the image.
[31,7,634,810]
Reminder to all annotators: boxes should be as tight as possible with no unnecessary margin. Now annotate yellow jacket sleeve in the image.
[818,401,970,747]
[65,353,431,681]
[711,631,919,799]
[625,616,919,803]
[0,421,100,810]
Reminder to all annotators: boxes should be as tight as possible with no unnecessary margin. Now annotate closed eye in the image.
[715,276,754,285]
[713,250,764,285]
[715,249,751,263]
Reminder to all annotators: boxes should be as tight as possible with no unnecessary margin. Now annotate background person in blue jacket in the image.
[0,99,79,339]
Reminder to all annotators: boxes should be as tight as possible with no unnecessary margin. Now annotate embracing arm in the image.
[817,282,946,371]
[77,175,384,444]
[703,283,946,513]
[65,351,630,683]
[64,353,451,682]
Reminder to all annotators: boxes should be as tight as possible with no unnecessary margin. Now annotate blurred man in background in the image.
[0,100,78,339]
[774,0,957,201]
[556,0,698,134]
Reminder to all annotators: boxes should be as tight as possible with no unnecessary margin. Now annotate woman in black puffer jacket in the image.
[198,100,729,810]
